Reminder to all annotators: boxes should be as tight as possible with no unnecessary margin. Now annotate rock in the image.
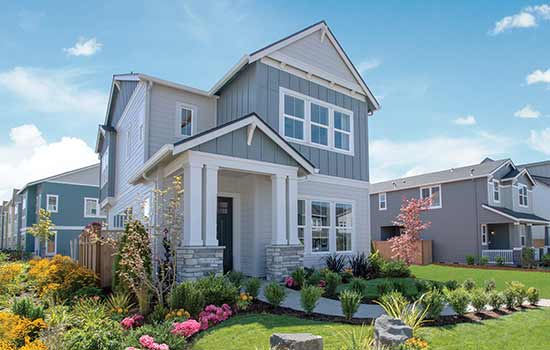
[270,333,323,350]
[374,315,413,348]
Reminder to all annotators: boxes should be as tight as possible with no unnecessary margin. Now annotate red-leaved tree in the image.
[389,196,432,265]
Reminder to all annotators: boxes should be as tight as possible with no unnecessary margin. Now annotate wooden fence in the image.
[372,240,433,265]
[78,225,122,288]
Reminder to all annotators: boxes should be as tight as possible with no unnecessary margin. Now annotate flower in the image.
[318,280,326,288]
[121,314,145,330]
[139,335,155,348]
[284,276,295,288]
[171,319,201,338]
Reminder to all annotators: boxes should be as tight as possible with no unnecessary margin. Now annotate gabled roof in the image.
[533,175,550,187]
[500,167,536,185]
[17,164,100,195]
[482,204,550,224]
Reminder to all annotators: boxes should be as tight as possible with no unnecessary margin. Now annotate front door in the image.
[217,197,233,273]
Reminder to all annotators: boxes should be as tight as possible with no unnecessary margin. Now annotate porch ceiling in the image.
[482,204,550,225]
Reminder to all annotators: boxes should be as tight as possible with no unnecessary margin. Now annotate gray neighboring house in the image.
[1,190,20,251]
[370,158,550,264]
[96,21,379,281]
[519,160,550,245]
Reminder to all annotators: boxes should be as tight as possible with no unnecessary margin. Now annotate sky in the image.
[0,1,549,200]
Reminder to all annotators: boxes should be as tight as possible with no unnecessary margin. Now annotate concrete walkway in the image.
[258,283,550,319]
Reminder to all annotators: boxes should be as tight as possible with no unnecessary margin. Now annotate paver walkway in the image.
[258,282,550,318]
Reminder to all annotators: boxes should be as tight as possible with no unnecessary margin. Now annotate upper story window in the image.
[280,88,354,155]
[46,194,59,213]
[420,185,441,209]
[493,180,500,203]
[84,198,100,217]
[518,184,528,207]
[101,147,109,187]
[379,193,387,210]
[177,103,195,138]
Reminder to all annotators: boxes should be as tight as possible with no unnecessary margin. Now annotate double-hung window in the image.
[283,94,305,140]
[420,185,441,208]
[379,193,387,211]
[493,180,500,202]
[481,224,488,245]
[310,103,329,146]
[84,198,100,217]
[334,111,351,151]
[179,105,193,137]
[46,194,58,213]
[311,201,330,252]
[336,203,353,252]
[297,199,306,245]
[518,184,528,207]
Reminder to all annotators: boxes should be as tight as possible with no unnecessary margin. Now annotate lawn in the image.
[411,264,550,298]
[193,308,550,350]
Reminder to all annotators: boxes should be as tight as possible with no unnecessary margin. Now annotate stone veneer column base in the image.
[176,246,225,282]
[265,244,304,281]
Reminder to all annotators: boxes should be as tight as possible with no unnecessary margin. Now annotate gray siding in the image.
[109,81,138,127]
[217,64,257,125]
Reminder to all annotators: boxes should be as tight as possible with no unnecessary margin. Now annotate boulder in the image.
[374,315,413,348]
[270,333,323,350]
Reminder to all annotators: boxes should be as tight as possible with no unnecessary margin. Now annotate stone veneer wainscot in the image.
[265,244,304,281]
[176,246,225,281]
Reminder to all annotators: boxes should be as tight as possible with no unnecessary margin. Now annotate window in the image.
[481,224,488,245]
[142,197,151,219]
[493,180,500,202]
[334,111,351,151]
[283,94,305,140]
[420,185,441,208]
[101,148,109,187]
[336,203,352,252]
[518,184,528,207]
[46,195,58,213]
[179,106,193,137]
[84,198,100,217]
[310,103,328,146]
[46,232,56,256]
[297,199,306,245]
[379,193,387,210]
[311,201,330,252]
[520,225,526,247]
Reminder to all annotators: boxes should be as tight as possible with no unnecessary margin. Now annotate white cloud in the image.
[0,66,107,117]
[369,133,512,182]
[514,104,541,119]
[64,37,102,57]
[528,128,550,155]
[526,4,550,19]
[526,69,550,85]
[0,124,98,201]
[357,59,381,74]
[453,115,477,125]
[490,4,550,34]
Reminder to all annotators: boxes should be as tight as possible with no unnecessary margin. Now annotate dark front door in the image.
[217,197,233,273]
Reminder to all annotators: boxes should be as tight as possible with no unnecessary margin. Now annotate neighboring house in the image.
[370,158,550,264]
[96,21,379,281]
[519,160,550,247]
[0,202,5,249]
[17,164,103,257]
[1,190,20,251]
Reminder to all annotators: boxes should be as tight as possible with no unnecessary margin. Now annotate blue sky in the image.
[1,1,549,199]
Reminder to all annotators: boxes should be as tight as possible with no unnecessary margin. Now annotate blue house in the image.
[17,164,103,257]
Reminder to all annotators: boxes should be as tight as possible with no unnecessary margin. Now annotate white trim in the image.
[137,73,214,98]
[128,144,174,184]
[489,159,513,176]
[492,180,500,203]
[218,192,241,272]
[481,204,549,225]
[301,174,369,189]
[83,197,102,218]
[175,102,197,138]
[208,55,250,96]
[46,194,59,213]
[503,168,536,186]
[481,224,488,246]
[378,192,387,211]
[419,184,442,209]
[518,183,529,208]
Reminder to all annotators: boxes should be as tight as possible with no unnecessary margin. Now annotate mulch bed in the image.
[435,263,550,273]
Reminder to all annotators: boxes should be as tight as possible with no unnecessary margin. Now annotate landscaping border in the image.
[434,263,550,273]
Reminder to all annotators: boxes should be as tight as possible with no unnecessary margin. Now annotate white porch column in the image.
[183,162,203,246]
[271,174,288,245]
[287,176,300,245]
[204,164,219,246]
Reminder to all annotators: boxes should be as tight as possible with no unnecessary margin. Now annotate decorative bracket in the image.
[247,122,257,146]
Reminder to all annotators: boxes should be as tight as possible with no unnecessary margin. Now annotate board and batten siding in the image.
[216,62,370,182]
[109,81,138,127]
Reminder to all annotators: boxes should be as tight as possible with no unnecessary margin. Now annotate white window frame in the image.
[45,231,57,257]
[493,180,500,203]
[279,87,354,155]
[335,202,353,253]
[379,192,387,211]
[518,184,528,208]
[520,225,526,247]
[297,199,306,246]
[481,224,488,246]
[333,110,353,152]
[419,184,442,209]
[46,194,59,213]
[175,102,196,138]
[311,200,331,253]
[84,197,101,218]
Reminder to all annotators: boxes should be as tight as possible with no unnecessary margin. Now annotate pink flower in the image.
[285,276,295,287]
[139,335,155,348]
[125,348,139,350]
[171,319,201,338]
[121,317,135,330]
[318,280,326,288]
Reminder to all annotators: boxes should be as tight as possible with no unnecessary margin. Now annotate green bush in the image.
[465,255,475,265]
[349,278,368,297]
[300,285,323,314]
[64,319,124,350]
[445,288,470,315]
[421,289,445,320]
[479,256,489,266]
[123,323,186,350]
[542,254,550,267]
[324,271,342,298]
[11,297,45,320]
[72,297,109,326]
[169,281,205,317]
[148,304,168,325]
[507,281,527,308]
[348,253,369,278]
[376,280,394,296]
[307,270,324,286]
[527,287,540,305]
[264,282,287,307]
[244,278,261,298]
[521,248,535,268]
[470,289,488,313]
[196,275,239,306]
[484,279,496,292]
[495,256,505,266]
[503,288,516,309]
[444,280,459,290]
[487,291,504,310]
[224,270,246,289]
[339,289,362,320]
[291,268,306,289]
[462,279,476,291]
[367,250,384,279]
[380,260,411,278]
[376,291,428,334]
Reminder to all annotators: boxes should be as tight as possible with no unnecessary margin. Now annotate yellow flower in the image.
[117,307,123,313]
[176,310,183,317]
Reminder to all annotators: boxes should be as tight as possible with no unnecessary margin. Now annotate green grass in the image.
[411,264,550,298]
[337,277,421,301]
[192,308,550,350]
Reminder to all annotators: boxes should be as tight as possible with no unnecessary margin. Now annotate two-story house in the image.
[17,164,103,257]
[520,160,550,247]
[96,21,379,281]
[370,158,550,265]
[1,190,20,251]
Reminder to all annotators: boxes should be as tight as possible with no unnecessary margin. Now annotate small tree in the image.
[28,208,55,256]
[389,196,431,265]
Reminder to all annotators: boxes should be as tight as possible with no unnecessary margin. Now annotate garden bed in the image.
[435,262,550,273]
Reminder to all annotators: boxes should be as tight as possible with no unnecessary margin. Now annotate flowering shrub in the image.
[318,279,326,288]
[171,319,201,338]
[284,276,295,288]
[121,314,145,330]
[0,311,47,348]
[0,262,25,294]
[198,304,232,330]
[236,292,253,311]
[400,337,430,349]
[127,335,170,350]
[164,309,190,322]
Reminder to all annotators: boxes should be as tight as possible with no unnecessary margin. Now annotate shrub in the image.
[291,268,306,289]
[169,281,206,317]
[64,319,124,350]
[324,271,342,298]
[444,280,459,290]
[224,270,245,289]
[336,324,374,350]
[487,291,504,310]
[264,283,286,307]
[300,285,323,314]
[124,326,186,350]
[307,270,324,287]
[526,287,540,305]
[11,297,45,321]
[348,253,369,278]
[148,304,168,324]
[465,255,475,265]
[198,304,232,330]
[106,292,133,318]
[171,319,200,339]
[503,288,516,309]
[542,254,550,267]
[470,289,488,313]
[339,289,362,320]
[0,311,47,347]
[462,279,476,291]
[195,275,238,307]
[376,280,395,296]
[479,256,489,266]
[325,254,347,273]
[72,297,109,326]
[120,314,145,330]
[380,260,411,278]
[445,288,470,315]
[484,279,496,292]
[376,291,428,334]
[495,256,505,266]
[366,250,384,280]
[521,248,535,268]
[349,278,367,298]
[0,262,25,294]
[507,281,527,308]
[421,289,445,320]
[244,278,261,298]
